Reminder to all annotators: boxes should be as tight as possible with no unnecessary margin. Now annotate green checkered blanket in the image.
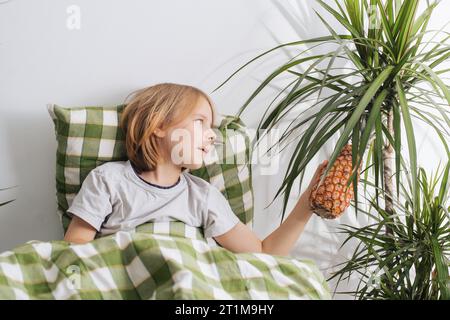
[0,221,330,300]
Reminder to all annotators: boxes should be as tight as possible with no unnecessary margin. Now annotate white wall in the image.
[0,0,279,251]
[0,0,449,299]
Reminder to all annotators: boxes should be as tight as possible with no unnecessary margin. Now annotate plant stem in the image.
[383,108,395,235]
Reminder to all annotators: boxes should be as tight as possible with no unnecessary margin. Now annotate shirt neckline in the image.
[131,162,181,189]
[125,160,186,194]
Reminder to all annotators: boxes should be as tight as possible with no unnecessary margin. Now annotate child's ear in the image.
[154,127,166,138]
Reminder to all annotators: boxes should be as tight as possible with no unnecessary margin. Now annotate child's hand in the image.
[297,160,329,211]
[307,160,329,193]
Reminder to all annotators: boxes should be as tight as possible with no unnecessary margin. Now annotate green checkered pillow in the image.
[47,104,254,235]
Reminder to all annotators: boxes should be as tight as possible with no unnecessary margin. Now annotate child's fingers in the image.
[318,160,328,172]
[313,160,328,184]
[312,167,322,181]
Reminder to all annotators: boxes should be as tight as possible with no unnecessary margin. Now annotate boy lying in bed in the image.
[64,83,327,256]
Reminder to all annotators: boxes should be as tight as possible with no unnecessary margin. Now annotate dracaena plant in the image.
[214,0,450,222]
[330,162,450,300]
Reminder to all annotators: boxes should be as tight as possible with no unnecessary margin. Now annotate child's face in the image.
[157,97,217,170]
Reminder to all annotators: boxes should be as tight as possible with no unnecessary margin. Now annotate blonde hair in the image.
[120,83,216,173]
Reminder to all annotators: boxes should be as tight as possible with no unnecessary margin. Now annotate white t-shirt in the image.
[67,160,240,238]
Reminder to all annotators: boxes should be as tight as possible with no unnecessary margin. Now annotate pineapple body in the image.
[309,144,361,219]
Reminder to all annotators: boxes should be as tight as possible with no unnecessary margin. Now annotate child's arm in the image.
[64,216,97,244]
[62,169,112,244]
[214,160,328,256]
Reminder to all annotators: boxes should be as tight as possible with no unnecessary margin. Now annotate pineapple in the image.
[309,144,361,219]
